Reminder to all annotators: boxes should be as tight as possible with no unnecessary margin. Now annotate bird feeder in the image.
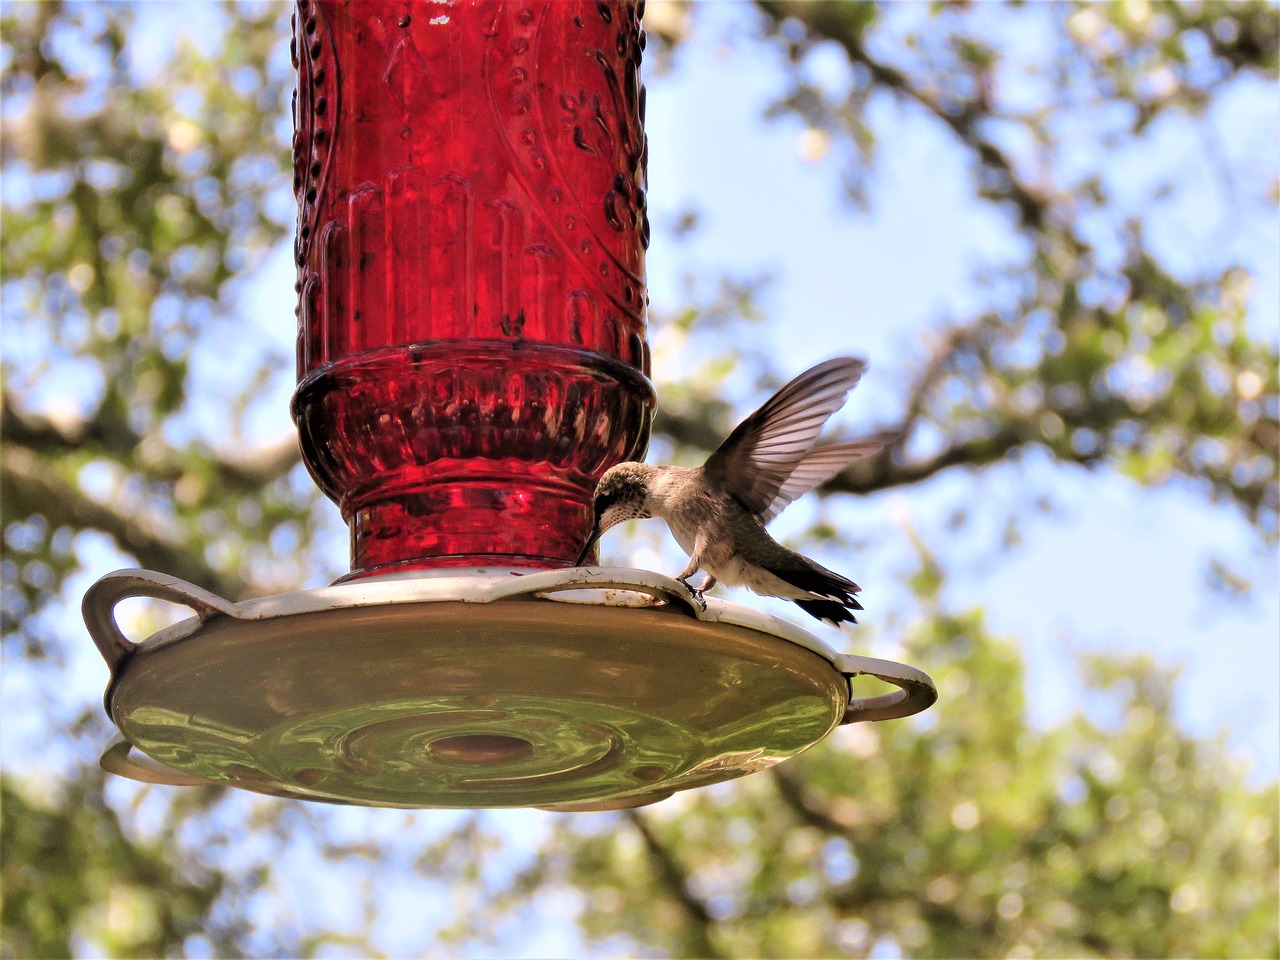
[84,0,936,811]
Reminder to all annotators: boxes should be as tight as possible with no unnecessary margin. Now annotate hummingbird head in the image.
[575,462,657,565]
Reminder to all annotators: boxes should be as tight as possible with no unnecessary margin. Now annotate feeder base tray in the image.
[84,567,935,810]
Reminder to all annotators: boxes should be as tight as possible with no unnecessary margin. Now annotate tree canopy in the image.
[2,2,1276,957]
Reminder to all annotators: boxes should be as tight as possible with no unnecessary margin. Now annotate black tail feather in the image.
[771,557,858,598]
[767,553,865,626]
[794,598,860,627]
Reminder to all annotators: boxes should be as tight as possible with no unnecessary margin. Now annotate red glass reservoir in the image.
[289,0,653,577]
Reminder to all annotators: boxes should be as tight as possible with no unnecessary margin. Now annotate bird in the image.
[575,357,896,626]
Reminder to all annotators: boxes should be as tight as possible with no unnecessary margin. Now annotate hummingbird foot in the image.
[676,575,716,612]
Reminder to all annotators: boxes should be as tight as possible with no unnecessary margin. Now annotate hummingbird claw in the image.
[677,577,708,612]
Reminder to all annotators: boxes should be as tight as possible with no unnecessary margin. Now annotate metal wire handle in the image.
[837,653,938,724]
[81,569,238,672]
[99,733,220,787]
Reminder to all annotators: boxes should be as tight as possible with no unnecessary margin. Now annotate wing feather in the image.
[761,433,898,523]
[703,357,869,515]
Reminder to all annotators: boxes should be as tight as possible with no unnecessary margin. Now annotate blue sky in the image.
[2,3,1276,955]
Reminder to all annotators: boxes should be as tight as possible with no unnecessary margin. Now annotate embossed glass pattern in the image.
[289,0,653,577]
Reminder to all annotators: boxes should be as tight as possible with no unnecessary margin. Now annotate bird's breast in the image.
[663,513,700,557]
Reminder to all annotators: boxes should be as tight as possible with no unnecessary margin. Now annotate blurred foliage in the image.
[1,771,225,959]
[1,0,313,632]
[658,1,1279,537]
[2,1,1277,957]
[546,564,1278,957]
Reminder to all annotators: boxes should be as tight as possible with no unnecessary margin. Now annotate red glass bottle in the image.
[289,0,653,578]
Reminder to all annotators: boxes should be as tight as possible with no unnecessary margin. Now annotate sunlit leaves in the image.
[0,2,1275,957]
[752,0,1278,538]
[1,3,312,608]
[0,773,224,959]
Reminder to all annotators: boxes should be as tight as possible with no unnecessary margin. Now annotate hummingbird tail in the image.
[771,558,864,627]
[794,598,860,627]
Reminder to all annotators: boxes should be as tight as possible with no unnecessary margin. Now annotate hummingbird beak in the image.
[575,526,601,566]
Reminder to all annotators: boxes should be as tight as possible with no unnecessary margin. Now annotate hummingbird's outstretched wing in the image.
[760,433,898,524]
[703,357,868,517]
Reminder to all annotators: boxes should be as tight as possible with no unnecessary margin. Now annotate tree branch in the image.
[769,767,859,836]
[623,810,725,959]
[654,399,1036,500]
[1,391,302,494]
[756,1,1056,235]
[823,423,1035,496]
[652,408,727,453]
[1,444,247,600]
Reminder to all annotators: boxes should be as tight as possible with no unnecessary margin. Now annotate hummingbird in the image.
[575,357,896,626]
